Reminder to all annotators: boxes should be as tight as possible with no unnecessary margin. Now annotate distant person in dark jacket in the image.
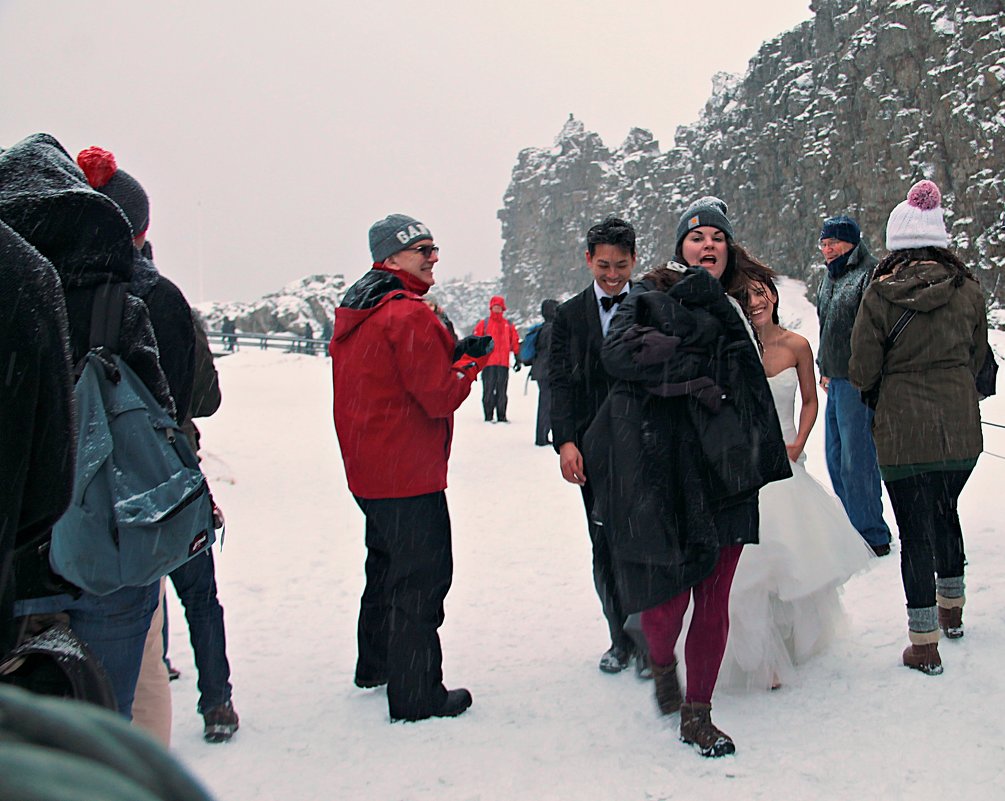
[850,180,986,677]
[221,317,237,352]
[816,214,892,556]
[529,299,559,446]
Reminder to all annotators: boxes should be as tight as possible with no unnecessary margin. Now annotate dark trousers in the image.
[481,366,509,421]
[885,469,971,610]
[354,492,453,720]
[580,481,630,652]
[534,380,552,445]
[168,549,233,713]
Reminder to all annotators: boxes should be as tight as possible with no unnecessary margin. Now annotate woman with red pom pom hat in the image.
[849,179,988,676]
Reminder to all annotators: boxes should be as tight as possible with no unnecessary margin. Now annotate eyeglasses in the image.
[818,239,841,251]
[402,245,439,257]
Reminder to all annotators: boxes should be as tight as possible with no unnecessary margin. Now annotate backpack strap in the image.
[89,282,128,353]
[78,282,129,382]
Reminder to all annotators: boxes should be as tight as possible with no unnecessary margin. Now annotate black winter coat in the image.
[0,221,76,650]
[529,299,559,383]
[583,268,790,613]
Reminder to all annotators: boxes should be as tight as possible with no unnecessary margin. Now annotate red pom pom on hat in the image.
[77,146,118,188]
[907,179,941,211]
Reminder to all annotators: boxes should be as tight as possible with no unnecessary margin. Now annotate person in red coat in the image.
[473,295,521,422]
[329,213,491,722]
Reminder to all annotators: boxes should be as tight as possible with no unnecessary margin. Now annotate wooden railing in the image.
[206,330,327,355]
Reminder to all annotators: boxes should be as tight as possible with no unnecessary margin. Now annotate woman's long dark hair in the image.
[874,246,977,287]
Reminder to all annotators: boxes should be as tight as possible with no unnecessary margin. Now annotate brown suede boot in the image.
[679,702,735,757]
[651,660,682,715]
[937,598,964,639]
[903,628,942,675]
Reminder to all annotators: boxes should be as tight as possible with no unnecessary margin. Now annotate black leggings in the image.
[885,469,971,609]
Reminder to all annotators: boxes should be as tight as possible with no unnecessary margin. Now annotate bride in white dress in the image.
[718,277,874,691]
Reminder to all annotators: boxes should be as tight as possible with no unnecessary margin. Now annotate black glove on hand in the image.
[513,361,522,372]
[453,335,495,361]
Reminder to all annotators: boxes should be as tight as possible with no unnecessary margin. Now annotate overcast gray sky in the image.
[0,0,813,303]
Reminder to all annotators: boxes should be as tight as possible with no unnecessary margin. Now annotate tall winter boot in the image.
[903,628,942,676]
[651,660,682,715]
[936,583,965,639]
[679,702,735,757]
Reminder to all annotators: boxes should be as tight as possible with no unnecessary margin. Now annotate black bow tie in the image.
[600,292,627,312]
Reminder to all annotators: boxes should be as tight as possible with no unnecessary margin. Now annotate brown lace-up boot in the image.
[679,702,735,757]
[651,660,682,715]
[903,629,942,675]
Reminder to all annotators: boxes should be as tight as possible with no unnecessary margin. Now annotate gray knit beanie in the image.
[675,196,734,250]
[368,214,433,263]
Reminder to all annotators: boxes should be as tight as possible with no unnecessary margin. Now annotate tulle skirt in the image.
[718,457,874,691]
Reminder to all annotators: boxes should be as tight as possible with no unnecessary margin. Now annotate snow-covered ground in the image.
[166,278,1005,800]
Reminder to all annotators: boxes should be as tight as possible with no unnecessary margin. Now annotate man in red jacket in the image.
[329,213,491,722]
[473,295,521,422]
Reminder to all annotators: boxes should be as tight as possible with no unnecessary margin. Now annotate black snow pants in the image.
[481,365,509,421]
[354,491,453,720]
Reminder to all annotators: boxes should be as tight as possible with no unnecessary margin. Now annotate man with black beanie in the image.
[816,214,892,556]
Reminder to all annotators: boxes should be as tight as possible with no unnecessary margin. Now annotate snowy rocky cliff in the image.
[498,0,1005,318]
[195,273,501,338]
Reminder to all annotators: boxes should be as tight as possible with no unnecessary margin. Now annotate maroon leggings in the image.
[640,545,743,705]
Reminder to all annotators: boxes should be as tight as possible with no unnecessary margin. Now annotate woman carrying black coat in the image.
[585,197,789,758]
[849,180,987,676]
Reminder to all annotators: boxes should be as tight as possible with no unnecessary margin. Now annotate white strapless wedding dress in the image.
[718,366,874,691]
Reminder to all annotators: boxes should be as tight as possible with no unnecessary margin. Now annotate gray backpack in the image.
[49,284,215,596]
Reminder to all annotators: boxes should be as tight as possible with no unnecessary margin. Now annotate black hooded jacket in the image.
[0,134,174,418]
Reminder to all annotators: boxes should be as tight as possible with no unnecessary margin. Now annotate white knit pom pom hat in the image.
[885,179,949,251]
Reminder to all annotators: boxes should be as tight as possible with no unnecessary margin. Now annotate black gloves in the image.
[513,361,522,372]
[453,335,495,362]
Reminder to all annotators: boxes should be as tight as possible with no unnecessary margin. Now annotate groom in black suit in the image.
[549,217,639,674]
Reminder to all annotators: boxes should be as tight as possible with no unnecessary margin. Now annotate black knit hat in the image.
[819,215,861,246]
[76,147,150,236]
[675,196,734,250]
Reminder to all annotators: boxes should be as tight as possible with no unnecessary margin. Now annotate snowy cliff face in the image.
[194,273,501,338]
[499,0,1005,318]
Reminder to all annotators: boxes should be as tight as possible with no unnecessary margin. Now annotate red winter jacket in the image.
[330,268,477,499]
[473,301,520,368]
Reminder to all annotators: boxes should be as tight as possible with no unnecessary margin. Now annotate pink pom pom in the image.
[907,180,941,211]
[76,146,117,188]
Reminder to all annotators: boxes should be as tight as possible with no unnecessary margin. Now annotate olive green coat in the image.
[849,260,987,467]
